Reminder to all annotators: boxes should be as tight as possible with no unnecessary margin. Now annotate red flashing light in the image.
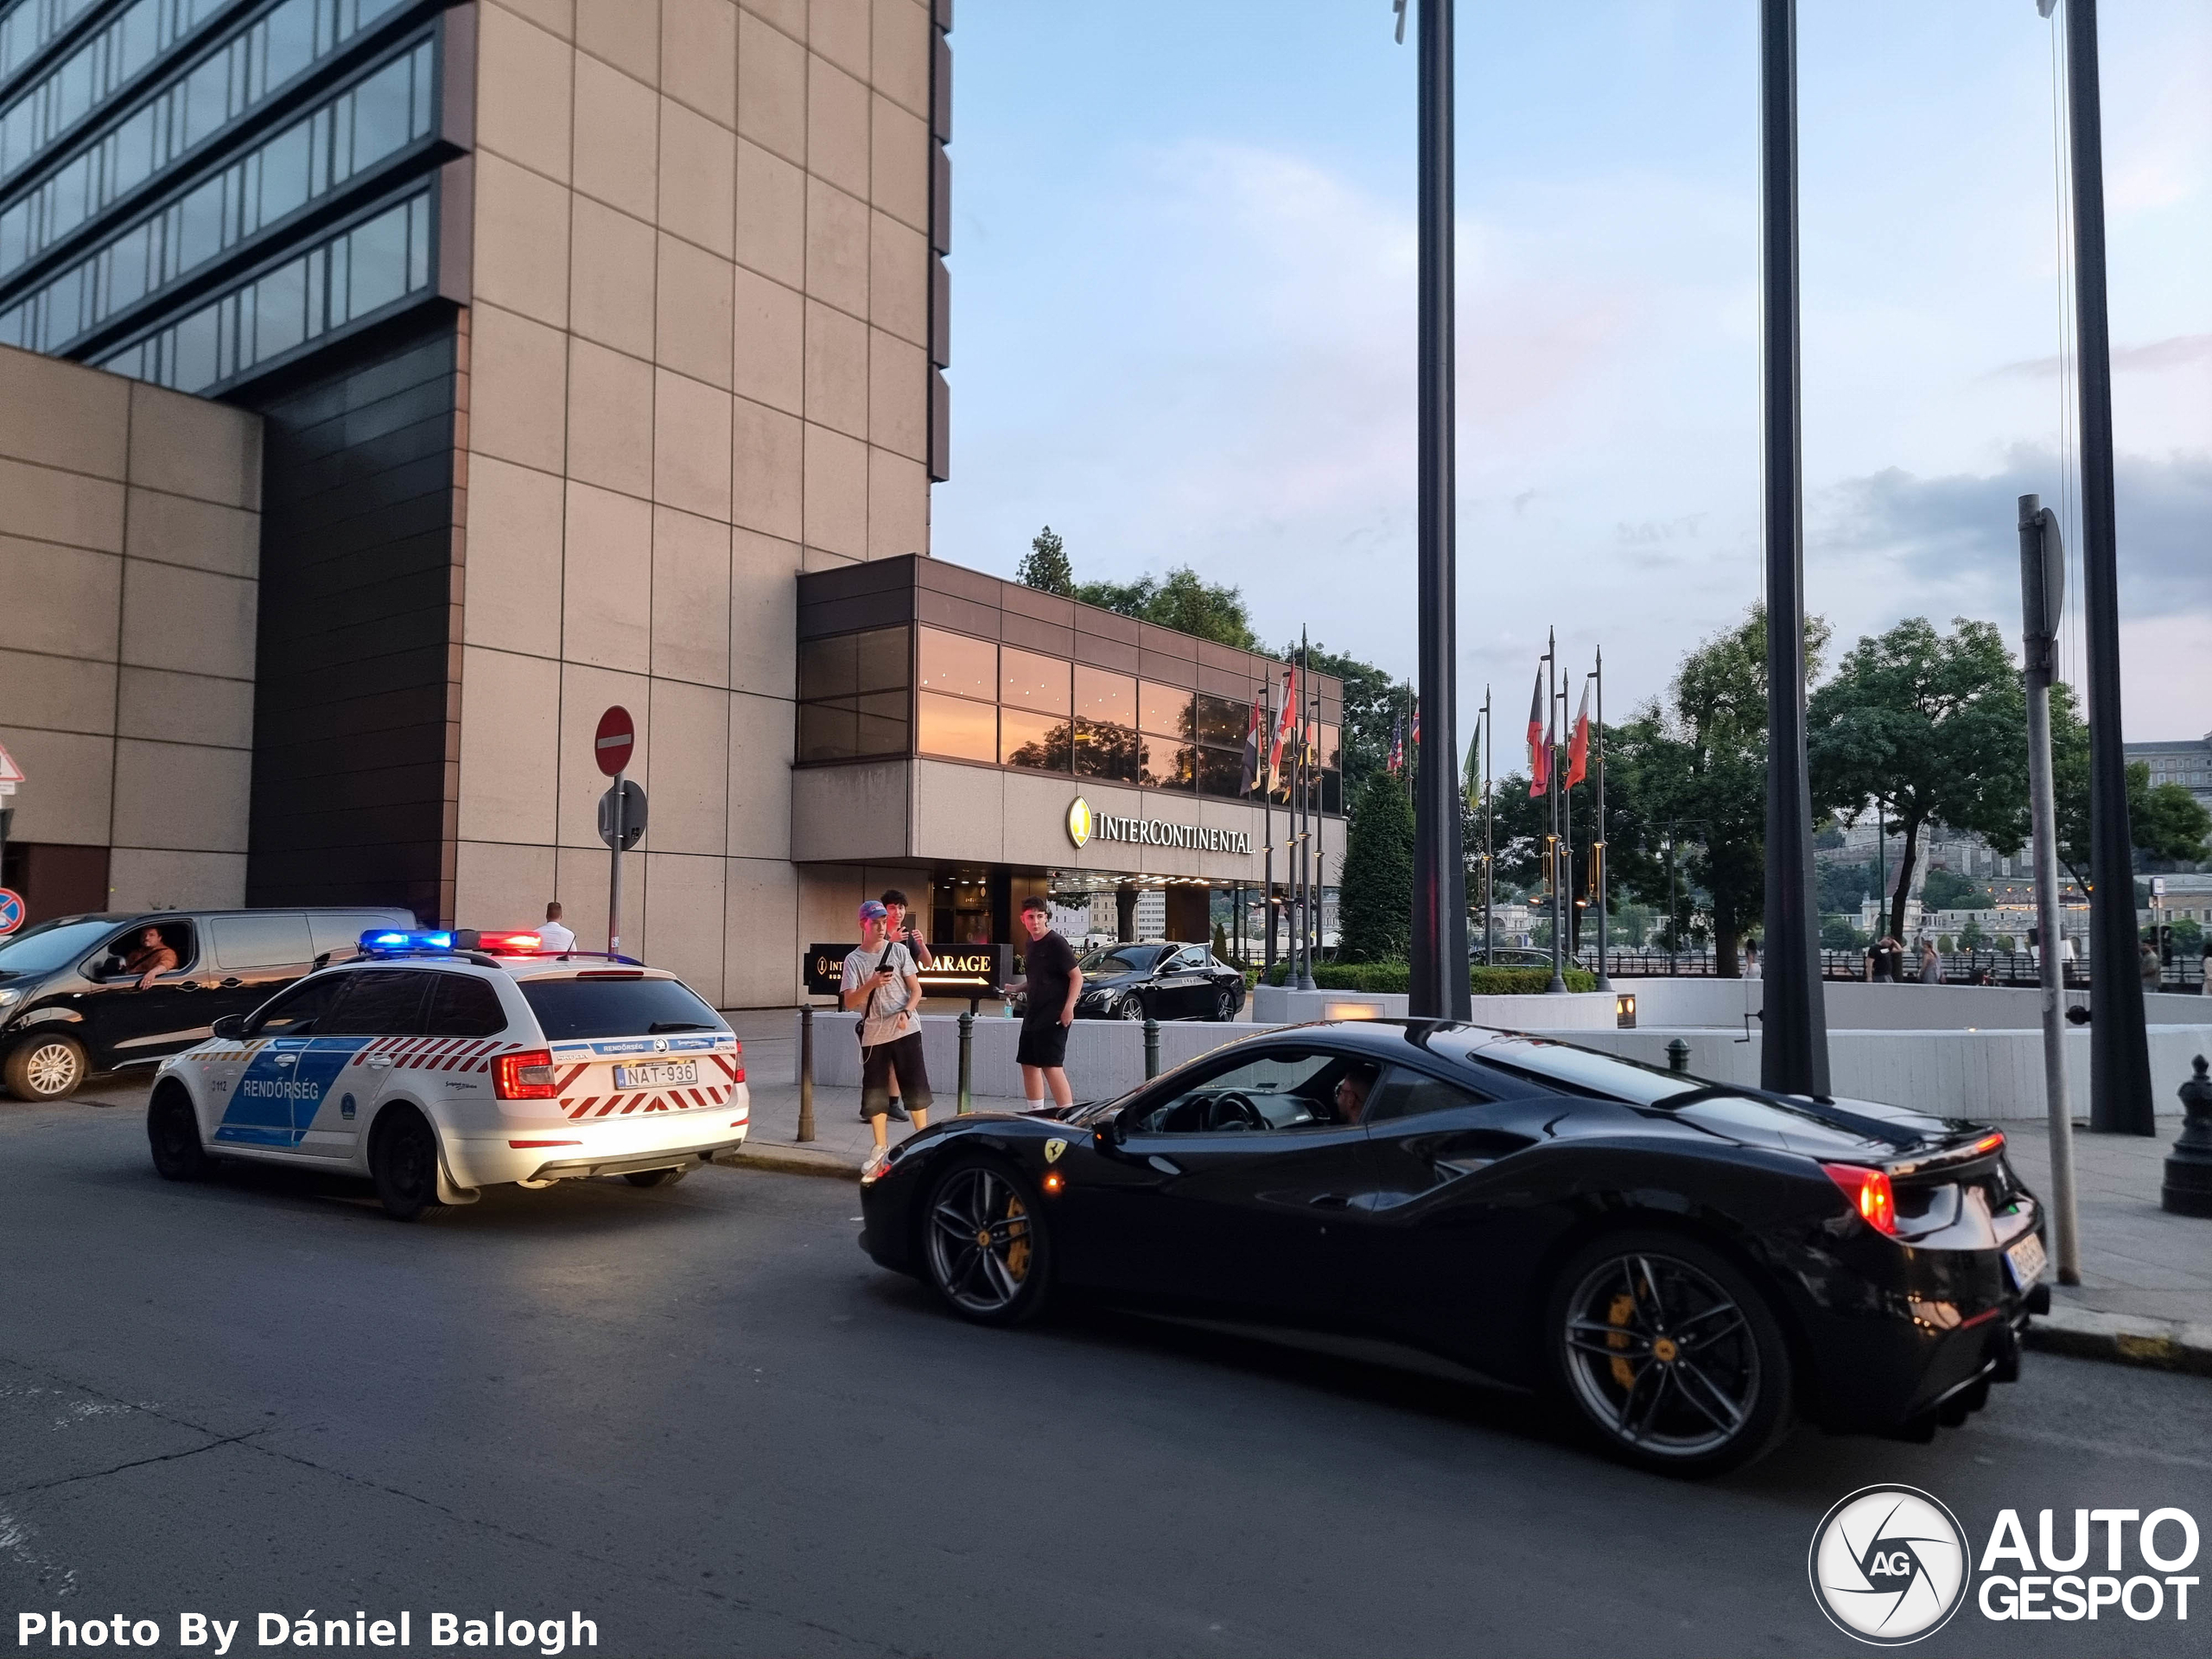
[1822,1163,1898,1236]
[479,931,542,953]
[494,1048,559,1099]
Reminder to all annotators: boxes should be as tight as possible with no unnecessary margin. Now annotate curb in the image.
[2025,1304,2212,1377]
[722,1143,862,1181]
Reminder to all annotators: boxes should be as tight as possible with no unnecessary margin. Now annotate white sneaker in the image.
[861,1146,888,1178]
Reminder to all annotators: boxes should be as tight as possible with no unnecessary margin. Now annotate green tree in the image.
[1921,867,1993,911]
[1605,607,1827,976]
[1808,617,2028,946]
[1295,642,1401,798]
[1015,525,1075,595]
[1821,916,1869,949]
[1071,567,1261,652]
[1816,860,1876,913]
[1958,916,1988,950]
[2051,708,2212,881]
[1337,771,1414,963]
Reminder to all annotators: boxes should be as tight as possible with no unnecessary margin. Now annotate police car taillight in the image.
[494,1049,559,1099]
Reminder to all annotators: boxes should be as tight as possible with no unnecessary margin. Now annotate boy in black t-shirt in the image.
[1015,897,1081,1109]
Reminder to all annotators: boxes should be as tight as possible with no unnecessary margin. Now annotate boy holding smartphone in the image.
[842,900,932,1175]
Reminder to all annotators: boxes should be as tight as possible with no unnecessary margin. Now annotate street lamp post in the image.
[1757,0,1831,1097]
[1590,654,1611,992]
[2046,0,2154,1134]
[1400,0,1471,1020]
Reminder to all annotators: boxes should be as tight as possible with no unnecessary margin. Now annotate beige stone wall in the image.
[0,344,262,912]
[452,0,937,1007]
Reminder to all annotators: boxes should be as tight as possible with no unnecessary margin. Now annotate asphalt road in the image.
[3,1092,2207,1659]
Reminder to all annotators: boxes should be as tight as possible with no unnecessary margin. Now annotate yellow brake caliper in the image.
[1606,1292,1637,1390]
[1003,1196,1031,1282]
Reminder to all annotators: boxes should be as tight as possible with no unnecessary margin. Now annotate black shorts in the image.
[1016,1019,1068,1070]
[861,1033,932,1117]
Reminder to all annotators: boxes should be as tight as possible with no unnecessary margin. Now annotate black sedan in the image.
[1014,943,1245,1022]
[858,1020,2048,1477]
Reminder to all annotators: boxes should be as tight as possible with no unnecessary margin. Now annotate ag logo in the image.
[1808,1485,1970,1645]
[1043,1138,1067,1164]
[1066,798,1092,849]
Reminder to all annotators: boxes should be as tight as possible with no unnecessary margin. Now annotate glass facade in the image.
[0,0,438,392]
[799,621,1343,809]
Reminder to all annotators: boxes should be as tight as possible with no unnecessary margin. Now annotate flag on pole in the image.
[1387,716,1404,776]
[1241,692,1265,793]
[1267,665,1298,794]
[1566,682,1591,787]
[1411,694,1421,751]
[1464,725,1481,815]
[1526,669,1550,798]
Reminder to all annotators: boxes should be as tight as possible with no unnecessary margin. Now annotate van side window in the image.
[100,920,194,977]
[209,913,314,970]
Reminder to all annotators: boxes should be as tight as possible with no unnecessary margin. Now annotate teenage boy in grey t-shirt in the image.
[842,900,932,1175]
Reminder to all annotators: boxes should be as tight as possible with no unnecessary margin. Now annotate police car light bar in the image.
[361,929,453,951]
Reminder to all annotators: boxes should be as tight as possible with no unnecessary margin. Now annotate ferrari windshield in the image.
[1077,945,1163,979]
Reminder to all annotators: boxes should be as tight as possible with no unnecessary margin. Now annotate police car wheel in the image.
[370,1107,449,1222]
[622,1166,687,1188]
[1547,1230,1794,1478]
[4,1033,86,1100]
[147,1085,214,1180]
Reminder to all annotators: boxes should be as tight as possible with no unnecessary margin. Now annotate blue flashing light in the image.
[360,929,453,951]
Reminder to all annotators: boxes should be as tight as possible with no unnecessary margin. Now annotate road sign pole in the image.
[608,770,625,957]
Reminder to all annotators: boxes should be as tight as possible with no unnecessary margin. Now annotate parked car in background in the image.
[0,907,413,1100]
[1013,942,1245,1022]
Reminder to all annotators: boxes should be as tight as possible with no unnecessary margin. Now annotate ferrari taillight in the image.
[494,1048,558,1099]
[1821,1162,1898,1236]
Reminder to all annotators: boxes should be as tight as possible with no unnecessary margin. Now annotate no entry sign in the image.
[594,706,634,777]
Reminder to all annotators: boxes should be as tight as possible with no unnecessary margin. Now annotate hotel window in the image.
[1073,664,1136,784]
[915,626,995,763]
[1137,682,1192,791]
[1192,691,1249,799]
[796,625,910,762]
[999,646,1071,772]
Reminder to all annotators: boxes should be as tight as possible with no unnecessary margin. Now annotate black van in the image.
[0,907,414,1101]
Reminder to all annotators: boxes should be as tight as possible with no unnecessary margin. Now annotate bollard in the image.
[2161,1054,2212,1217]
[1144,1015,1160,1080]
[1666,1037,1690,1075]
[957,1003,975,1115]
[797,1003,816,1142]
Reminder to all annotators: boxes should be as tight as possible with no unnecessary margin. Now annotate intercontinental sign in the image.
[1066,797,1253,855]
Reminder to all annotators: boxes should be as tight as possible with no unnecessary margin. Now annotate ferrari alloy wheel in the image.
[922,1160,1051,1325]
[5,1034,86,1101]
[1550,1232,1793,1477]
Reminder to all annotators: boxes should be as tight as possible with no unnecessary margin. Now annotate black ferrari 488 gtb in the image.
[857,1020,2049,1477]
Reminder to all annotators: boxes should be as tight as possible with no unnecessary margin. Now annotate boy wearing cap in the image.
[842,900,932,1174]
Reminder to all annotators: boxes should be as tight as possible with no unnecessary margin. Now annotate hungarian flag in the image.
[1267,666,1298,793]
[1566,682,1591,787]
[1241,694,1265,793]
[1526,670,1550,798]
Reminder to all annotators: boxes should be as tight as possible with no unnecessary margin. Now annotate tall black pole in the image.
[1592,652,1611,991]
[1544,631,1564,994]
[1483,683,1495,966]
[1758,0,1830,1097]
[1560,682,1574,965]
[1262,671,1277,977]
[1408,0,1470,1020]
[2060,0,2154,1134]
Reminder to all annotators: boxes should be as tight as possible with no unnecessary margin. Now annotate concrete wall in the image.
[449,0,940,1008]
[1622,976,2210,1033]
[0,344,262,912]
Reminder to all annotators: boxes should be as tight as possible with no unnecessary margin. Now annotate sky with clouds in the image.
[928,0,2210,747]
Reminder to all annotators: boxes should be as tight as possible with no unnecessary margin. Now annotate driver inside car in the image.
[1332,1062,1380,1125]
[113,926,179,989]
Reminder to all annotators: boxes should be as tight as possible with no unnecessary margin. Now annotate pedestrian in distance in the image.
[1014,896,1081,1111]
[538,901,576,955]
[1741,939,1761,980]
[2140,936,2163,993]
[842,901,931,1177]
[1919,937,1941,985]
[2202,940,2210,997]
[869,888,934,1123]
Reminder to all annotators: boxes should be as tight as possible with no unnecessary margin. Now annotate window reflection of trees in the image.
[1076,718,1140,783]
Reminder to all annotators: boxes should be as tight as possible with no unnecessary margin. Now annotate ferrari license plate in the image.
[2005,1231,2048,1288]
[613,1060,698,1090]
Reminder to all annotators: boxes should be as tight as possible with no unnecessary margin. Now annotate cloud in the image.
[1814,445,2212,618]
[1986,334,2212,379]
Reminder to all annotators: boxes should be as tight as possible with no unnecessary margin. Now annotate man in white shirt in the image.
[538,901,577,954]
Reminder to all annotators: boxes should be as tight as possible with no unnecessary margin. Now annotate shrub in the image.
[1994,934,2016,952]
[1262,960,1596,995]
[1937,934,1955,953]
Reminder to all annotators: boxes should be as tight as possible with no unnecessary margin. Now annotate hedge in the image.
[1262,961,1597,995]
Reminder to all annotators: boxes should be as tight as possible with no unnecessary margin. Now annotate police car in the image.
[144,930,749,1219]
